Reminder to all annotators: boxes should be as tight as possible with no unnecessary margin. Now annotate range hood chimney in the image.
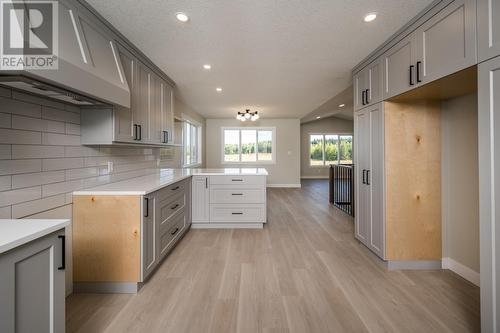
[0,1,130,107]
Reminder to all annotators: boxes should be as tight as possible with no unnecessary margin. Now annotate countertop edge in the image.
[0,219,70,254]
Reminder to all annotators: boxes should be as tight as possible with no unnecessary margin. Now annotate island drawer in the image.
[156,192,186,225]
[210,187,265,204]
[210,175,266,186]
[209,204,265,222]
[158,209,187,257]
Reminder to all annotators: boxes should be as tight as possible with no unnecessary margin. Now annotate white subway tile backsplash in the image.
[12,170,65,189]
[12,194,66,218]
[0,145,11,159]
[12,145,65,159]
[0,96,42,118]
[64,146,99,158]
[0,175,11,191]
[0,113,12,128]
[1,87,165,224]
[43,157,84,171]
[42,106,80,124]
[65,167,98,180]
[0,186,41,206]
[0,129,41,144]
[0,206,11,218]
[0,159,41,175]
[65,123,81,135]
[42,132,80,146]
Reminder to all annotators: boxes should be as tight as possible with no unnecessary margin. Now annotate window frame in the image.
[182,120,202,168]
[221,127,276,165]
[308,132,353,167]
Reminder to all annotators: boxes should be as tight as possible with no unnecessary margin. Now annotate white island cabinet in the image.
[0,219,69,333]
[190,168,268,229]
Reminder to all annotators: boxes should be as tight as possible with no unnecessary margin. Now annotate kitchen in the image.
[0,0,498,332]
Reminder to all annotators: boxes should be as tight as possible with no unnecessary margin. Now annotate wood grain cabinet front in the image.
[72,178,191,293]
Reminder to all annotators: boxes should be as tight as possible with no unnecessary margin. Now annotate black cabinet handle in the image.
[231,179,243,182]
[365,89,370,104]
[231,193,243,196]
[58,235,65,270]
[171,186,180,191]
[361,90,366,105]
[232,212,243,215]
[133,124,138,140]
[171,203,179,210]
[362,169,366,184]
[138,125,142,141]
[170,227,179,236]
[144,197,149,217]
[205,177,208,188]
[409,65,415,86]
[165,131,169,143]
[416,61,422,83]
[366,170,371,185]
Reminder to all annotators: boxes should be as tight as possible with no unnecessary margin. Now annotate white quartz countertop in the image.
[0,219,70,254]
[73,168,268,196]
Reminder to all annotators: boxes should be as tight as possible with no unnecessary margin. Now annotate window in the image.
[222,127,275,164]
[309,134,352,166]
[183,121,202,167]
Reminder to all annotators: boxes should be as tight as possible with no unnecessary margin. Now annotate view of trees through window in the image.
[224,129,274,163]
[310,134,353,166]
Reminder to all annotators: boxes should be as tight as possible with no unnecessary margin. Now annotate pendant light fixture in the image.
[236,109,259,122]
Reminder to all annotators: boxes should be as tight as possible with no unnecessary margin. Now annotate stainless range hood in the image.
[0,0,130,107]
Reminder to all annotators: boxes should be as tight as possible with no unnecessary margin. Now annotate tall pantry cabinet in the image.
[354,103,385,259]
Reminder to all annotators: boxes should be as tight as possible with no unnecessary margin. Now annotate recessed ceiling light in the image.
[216,87,222,92]
[339,104,345,108]
[364,13,377,22]
[175,12,189,22]
[316,116,321,119]
[203,64,211,70]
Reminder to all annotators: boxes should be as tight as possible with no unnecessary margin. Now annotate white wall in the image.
[300,117,354,178]
[205,118,301,186]
[441,93,480,284]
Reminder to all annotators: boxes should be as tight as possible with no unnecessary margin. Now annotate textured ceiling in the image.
[87,0,434,118]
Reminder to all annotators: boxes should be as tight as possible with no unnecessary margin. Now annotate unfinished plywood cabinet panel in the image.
[73,195,141,282]
[384,100,442,260]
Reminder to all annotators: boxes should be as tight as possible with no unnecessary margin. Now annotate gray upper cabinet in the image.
[382,34,417,99]
[354,58,383,111]
[81,45,176,146]
[415,0,476,84]
[0,231,65,333]
[477,0,500,62]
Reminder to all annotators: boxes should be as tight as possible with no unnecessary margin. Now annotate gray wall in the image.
[0,86,205,295]
[205,118,301,186]
[300,117,354,178]
[441,93,480,275]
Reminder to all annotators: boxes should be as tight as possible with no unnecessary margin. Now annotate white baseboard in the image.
[442,257,480,286]
[266,184,301,188]
[300,176,329,179]
[191,223,263,229]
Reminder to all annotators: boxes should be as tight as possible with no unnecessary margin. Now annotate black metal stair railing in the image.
[329,164,354,217]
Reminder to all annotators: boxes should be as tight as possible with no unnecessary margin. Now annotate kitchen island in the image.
[72,168,268,293]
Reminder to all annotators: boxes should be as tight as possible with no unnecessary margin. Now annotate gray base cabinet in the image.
[0,231,65,333]
[478,55,500,333]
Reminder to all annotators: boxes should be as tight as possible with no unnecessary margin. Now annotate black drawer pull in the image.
[58,235,65,270]
[416,61,422,83]
[170,227,179,235]
[232,212,243,215]
[231,179,243,182]
[366,170,371,185]
[409,65,415,86]
[133,124,138,140]
[231,193,243,196]
[171,186,180,191]
[171,203,179,210]
[144,197,149,217]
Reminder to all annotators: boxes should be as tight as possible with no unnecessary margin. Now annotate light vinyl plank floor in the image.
[66,180,480,333]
